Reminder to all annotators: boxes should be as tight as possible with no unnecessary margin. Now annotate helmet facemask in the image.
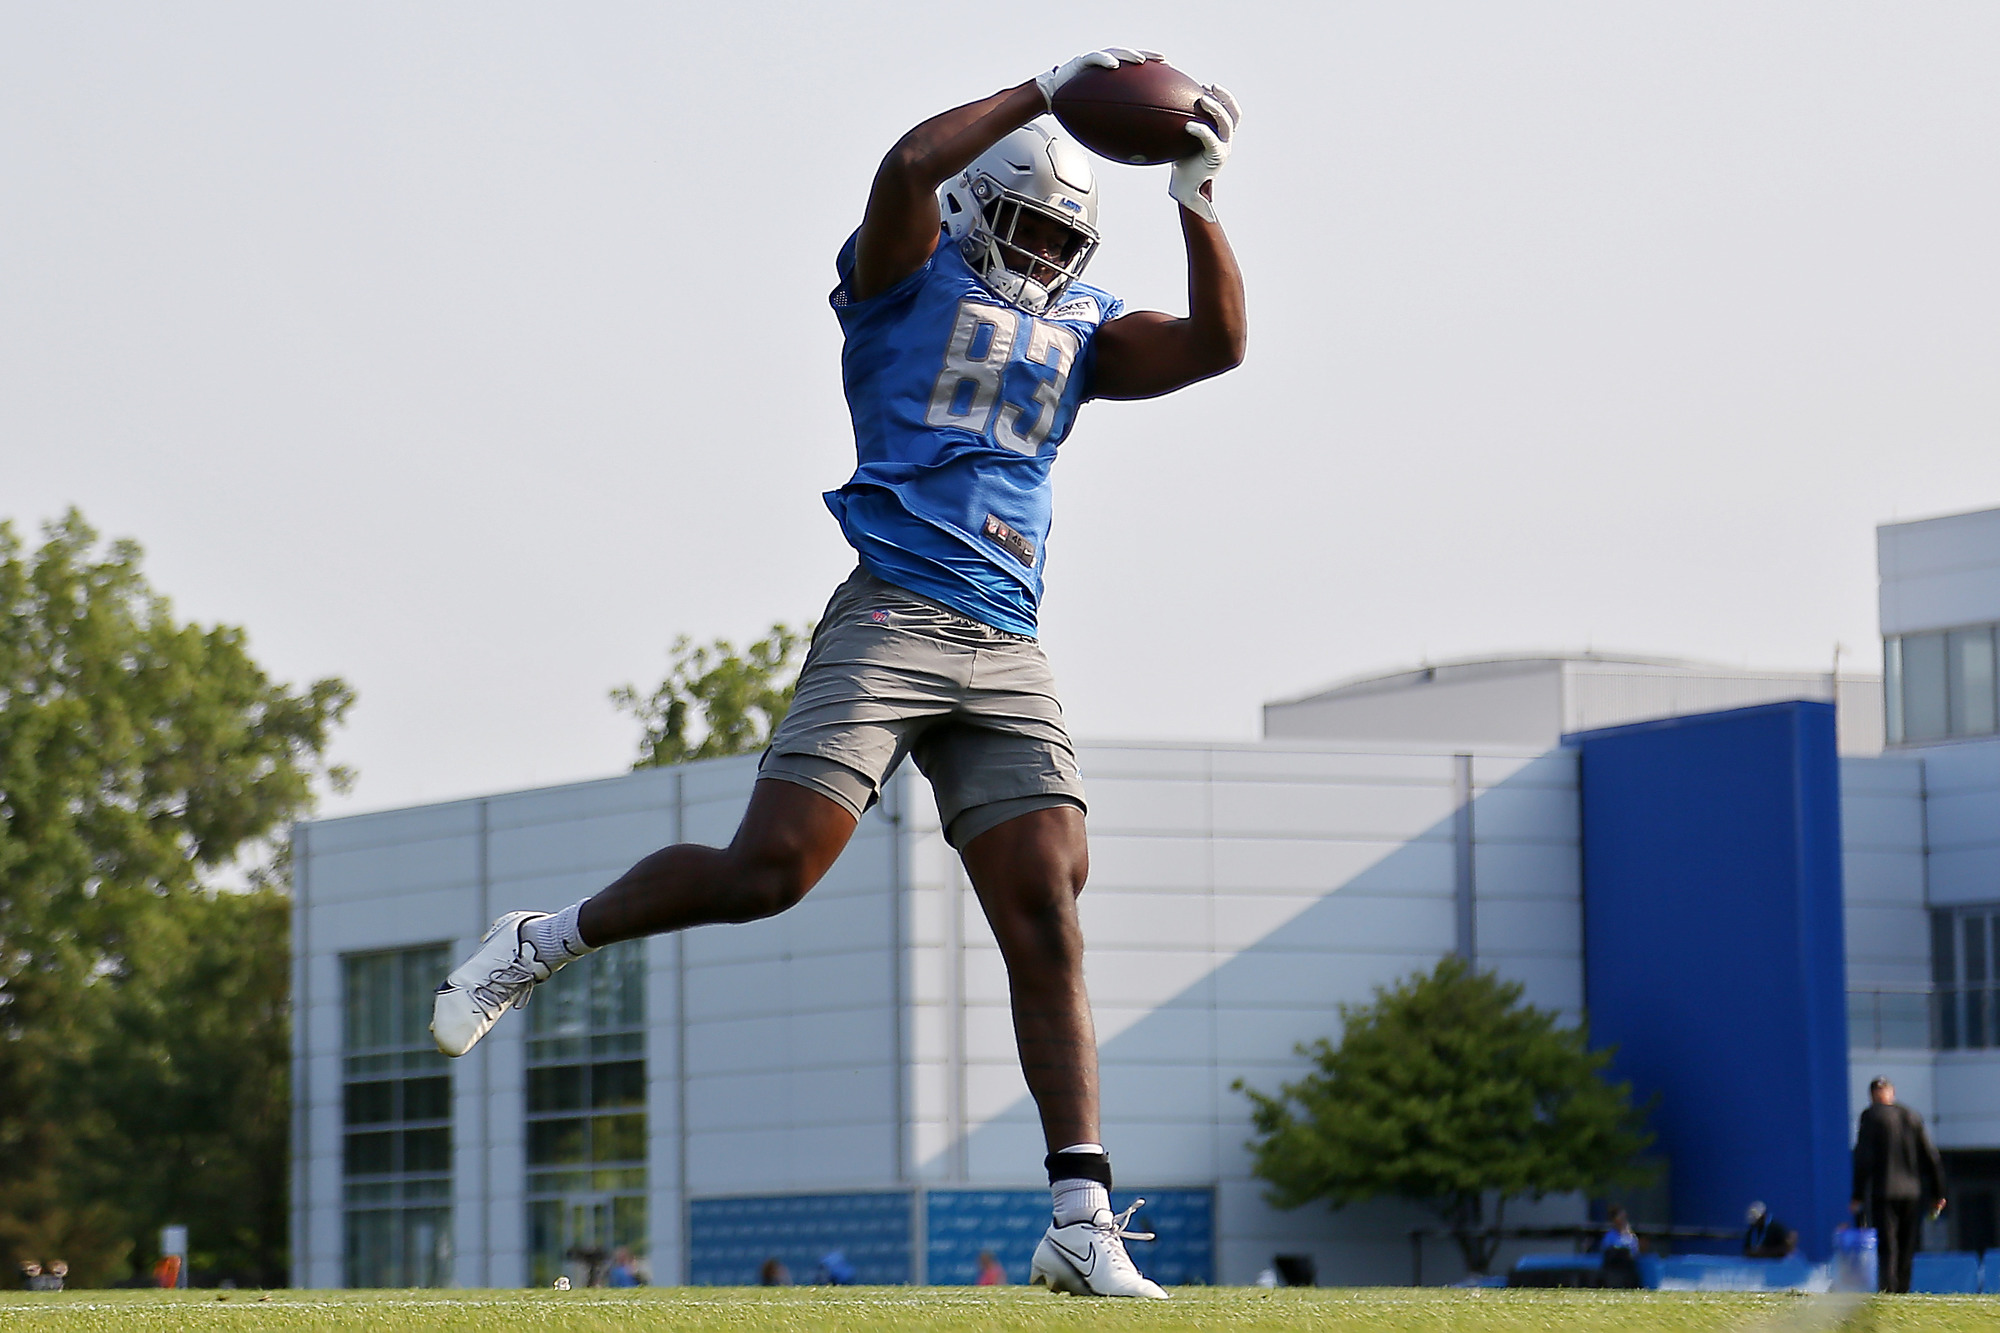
[958,181,1100,314]
[939,122,1102,314]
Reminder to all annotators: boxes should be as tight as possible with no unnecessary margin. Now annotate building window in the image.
[343,946,453,1288]
[1886,623,2000,744]
[1933,906,2000,1051]
[525,939,648,1288]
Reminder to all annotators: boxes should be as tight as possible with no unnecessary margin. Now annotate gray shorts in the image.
[760,567,1086,849]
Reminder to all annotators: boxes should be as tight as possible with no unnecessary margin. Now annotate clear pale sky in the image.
[5,3,1998,818]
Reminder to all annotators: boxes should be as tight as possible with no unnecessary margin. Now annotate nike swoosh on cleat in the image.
[1049,1237,1095,1275]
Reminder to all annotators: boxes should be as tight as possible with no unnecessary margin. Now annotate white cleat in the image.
[1030,1200,1168,1299]
[431,911,559,1056]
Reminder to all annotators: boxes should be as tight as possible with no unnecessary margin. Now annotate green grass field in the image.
[0,1289,1994,1332]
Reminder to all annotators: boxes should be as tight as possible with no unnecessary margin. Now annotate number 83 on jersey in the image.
[924,298,1084,456]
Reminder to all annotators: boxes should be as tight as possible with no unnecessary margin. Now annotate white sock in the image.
[525,901,597,965]
[1052,1179,1110,1226]
[1051,1142,1109,1226]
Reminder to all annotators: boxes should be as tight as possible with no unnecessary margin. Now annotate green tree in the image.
[611,623,809,768]
[50,883,293,1285]
[0,511,351,1285]
[1235,956,1656,1275]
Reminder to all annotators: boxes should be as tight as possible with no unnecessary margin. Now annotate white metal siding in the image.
[1879,507,2000,637]
[1918,744,2000,908]
[1840,757,1929,992]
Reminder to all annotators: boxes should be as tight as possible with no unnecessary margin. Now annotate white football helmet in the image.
[939,120,1100,313]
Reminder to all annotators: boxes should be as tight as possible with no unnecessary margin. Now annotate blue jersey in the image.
[825,230,1123,636]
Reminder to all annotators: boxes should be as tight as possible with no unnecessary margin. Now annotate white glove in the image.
[1169,89,1238,224]
[1035,48,1156,109]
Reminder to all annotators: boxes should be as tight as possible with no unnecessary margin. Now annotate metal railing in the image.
[1847,986,1936,1051]
[1849,984,2000,1051]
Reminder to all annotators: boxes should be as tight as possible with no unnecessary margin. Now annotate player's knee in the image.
[1048,845,1090,903]
[1036,847,1090,911]
[990,866,1087,965]
[1003,906,1084,973]
[723,848,817,922]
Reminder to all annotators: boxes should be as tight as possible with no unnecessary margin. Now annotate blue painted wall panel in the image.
[1574,701,1849,1260]
[687,1188,1213,1286]
[689,1192,911,1285]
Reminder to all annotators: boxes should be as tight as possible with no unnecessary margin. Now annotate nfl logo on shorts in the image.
[870,609,890,624]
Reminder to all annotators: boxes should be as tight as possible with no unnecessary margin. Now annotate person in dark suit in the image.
[1851,1076,1946,1293]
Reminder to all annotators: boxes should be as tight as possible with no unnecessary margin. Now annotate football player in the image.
[435,48,1245,1298]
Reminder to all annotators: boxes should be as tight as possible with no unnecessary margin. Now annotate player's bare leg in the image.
[432,780,855,1056]
[960,804,1099,1149]
[962,804,1165,1299]
[578,780,857,941]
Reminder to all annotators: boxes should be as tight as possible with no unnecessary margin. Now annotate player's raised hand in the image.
[1036,48,1159,109]
[1169,88,1238,223]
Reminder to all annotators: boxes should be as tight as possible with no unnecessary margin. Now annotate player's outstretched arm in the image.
[852,50,1150,303]
[1089,94,1248,400]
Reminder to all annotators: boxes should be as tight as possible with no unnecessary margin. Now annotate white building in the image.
[290,738,1585,1288]
[289,503,2000,1287]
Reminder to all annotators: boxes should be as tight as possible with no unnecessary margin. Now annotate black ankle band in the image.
[1045,1150,1112,1187]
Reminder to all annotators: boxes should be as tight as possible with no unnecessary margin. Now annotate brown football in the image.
[1051,59,1234,166]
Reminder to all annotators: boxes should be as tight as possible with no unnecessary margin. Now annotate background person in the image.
[1600,1205,1640,1253]
[1743,1202,1797,1259]
[1852,1076,1945,1293]
[816,1250,856,1286]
